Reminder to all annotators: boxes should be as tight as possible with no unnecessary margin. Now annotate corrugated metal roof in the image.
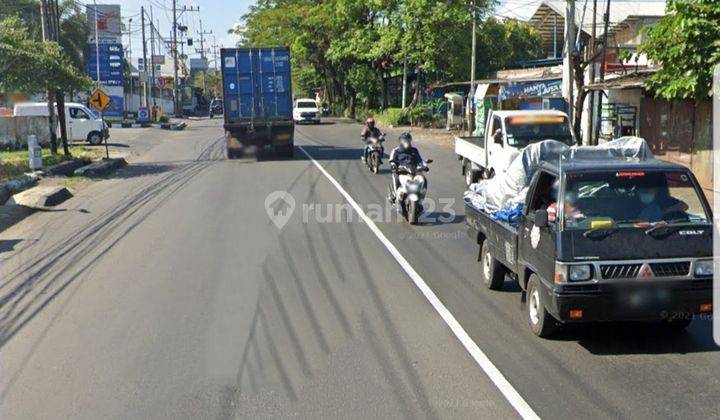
[583,69,658,91]
[515,1,665,53]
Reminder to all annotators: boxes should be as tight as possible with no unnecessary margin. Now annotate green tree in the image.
[236,1,545,118]
[0,16,89,95]
[639,0,720,99]
[475,17,544,78]
[193,71,223,98]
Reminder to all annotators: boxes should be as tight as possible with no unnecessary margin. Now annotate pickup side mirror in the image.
[425,159,433,164]
[493,129,504,145]
[534,210,549,228]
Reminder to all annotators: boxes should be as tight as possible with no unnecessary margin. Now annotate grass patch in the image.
[0,147,104,181]
[60,176,93,188]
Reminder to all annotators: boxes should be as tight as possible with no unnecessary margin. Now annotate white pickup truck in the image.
[455,110,575,185]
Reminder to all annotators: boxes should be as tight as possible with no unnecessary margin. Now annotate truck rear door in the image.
[222,48,292,123]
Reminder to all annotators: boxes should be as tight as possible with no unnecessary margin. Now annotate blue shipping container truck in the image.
[221,47,294,158]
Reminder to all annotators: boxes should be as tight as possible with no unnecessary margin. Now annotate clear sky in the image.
[93,0,254,62]
[97,0,662,63]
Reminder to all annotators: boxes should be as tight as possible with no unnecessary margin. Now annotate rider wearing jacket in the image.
[361,117,383,161]
[388,132,427,201]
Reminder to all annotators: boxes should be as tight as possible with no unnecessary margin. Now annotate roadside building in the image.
[521,0,665,143]
[585,72,714,203]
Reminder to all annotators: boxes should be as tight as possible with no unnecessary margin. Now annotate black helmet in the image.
[399,132,412,148]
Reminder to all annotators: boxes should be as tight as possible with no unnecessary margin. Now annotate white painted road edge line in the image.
[297,145,540,420]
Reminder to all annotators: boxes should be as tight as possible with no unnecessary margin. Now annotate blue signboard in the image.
[498,78,562,101]
[87,42,124,117]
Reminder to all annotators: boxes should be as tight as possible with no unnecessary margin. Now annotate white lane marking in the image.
[297,145,540,420]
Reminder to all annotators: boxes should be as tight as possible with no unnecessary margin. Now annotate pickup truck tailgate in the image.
[454,136,485,164]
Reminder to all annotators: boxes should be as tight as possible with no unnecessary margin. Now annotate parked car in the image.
[13,102,109,145]
[455,110,575,185]
[293,98,321,124]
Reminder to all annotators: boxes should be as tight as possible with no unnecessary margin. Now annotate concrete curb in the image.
[73,158,127,177]
[9,185,74,207]
[43,158,92,177]
[115,123,153,128]
[0,173,40,205]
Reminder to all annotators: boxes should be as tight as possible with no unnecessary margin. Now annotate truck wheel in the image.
[479,240,505,290]
[660,316,692,332]
[227,148,243,159]
[464,160,478,186]
[277,145,294,158]
[526,274,557,338]
[87,131,103,145]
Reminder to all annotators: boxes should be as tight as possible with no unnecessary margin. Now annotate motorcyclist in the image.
[360,117,383,161]
[388,132,427,203]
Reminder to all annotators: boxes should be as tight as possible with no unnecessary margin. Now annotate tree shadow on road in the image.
[0,137,226,356]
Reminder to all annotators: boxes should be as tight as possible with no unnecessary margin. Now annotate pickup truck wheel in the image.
[660,316,692,331]
[464,160,479,186]
[527,275,557,338]
[479,240,505,290]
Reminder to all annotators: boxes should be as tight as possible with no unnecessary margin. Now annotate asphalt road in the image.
[0,118,718,419]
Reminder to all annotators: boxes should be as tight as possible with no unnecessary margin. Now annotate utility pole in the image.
[126,17,132,114]
[468,0,477,135]
[150,7,157,107]
[172,0,180,116]
[594,0,611,144]
[564,0,576,124]
[39,0,58,154]
[587,0,598,145]
[211,35,219,70]
[171,4,199,116]
[141,7,149,107]
[197,19,213,91]
[51,0,69,155]
[197,20,212,60]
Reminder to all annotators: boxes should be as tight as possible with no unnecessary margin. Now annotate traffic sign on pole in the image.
[89,89,111,111]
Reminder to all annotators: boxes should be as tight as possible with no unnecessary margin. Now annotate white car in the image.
[14,102,109,145]
[293,99,321,124]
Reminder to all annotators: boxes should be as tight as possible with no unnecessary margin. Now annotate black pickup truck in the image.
[465,157,714,337]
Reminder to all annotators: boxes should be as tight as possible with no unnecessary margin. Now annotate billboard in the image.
[86,5,123,117]
[190,58,209,73]
[87,43,125,117]
[86,4,122,44]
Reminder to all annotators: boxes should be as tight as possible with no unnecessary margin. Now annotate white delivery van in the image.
[14,102,109,145]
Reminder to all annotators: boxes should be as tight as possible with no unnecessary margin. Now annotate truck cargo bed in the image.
[454,136,485,164]
[464,201,518,270]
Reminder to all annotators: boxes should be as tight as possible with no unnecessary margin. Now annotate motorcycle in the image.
[209,100,223,119]
[363,134,385,174]
[389,159,433,224]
